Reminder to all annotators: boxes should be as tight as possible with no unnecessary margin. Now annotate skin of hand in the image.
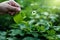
[0,0,21,15]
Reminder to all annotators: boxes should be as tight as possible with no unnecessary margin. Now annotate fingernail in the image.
[17,8,21,11]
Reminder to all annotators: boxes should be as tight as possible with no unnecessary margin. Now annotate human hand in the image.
[0,0,21,15]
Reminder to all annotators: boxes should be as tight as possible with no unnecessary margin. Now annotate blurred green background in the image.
[0,0,60,40]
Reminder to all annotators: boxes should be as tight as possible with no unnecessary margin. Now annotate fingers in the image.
[13,1,20,7]
[0,0,21,15]
[8,0,20,7]
[7,5,20,12]
[5,0,21,15]
[8,0,21,11]
[7,5,20,15]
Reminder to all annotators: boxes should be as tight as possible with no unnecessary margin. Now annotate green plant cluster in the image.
[0,0,60,40]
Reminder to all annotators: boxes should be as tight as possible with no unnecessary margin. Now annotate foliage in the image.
[0,0,60,40]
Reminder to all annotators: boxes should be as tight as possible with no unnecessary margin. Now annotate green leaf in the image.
[9,29,24,36]
[0,36,6,40]
[47,30,56,36]
[23,37,40,40]
[31,32,38,37]
[23,37,34,40]
[7,37,17,40]
[18,24,26,29]
[0,31,6,36]
[13,13,23,23]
